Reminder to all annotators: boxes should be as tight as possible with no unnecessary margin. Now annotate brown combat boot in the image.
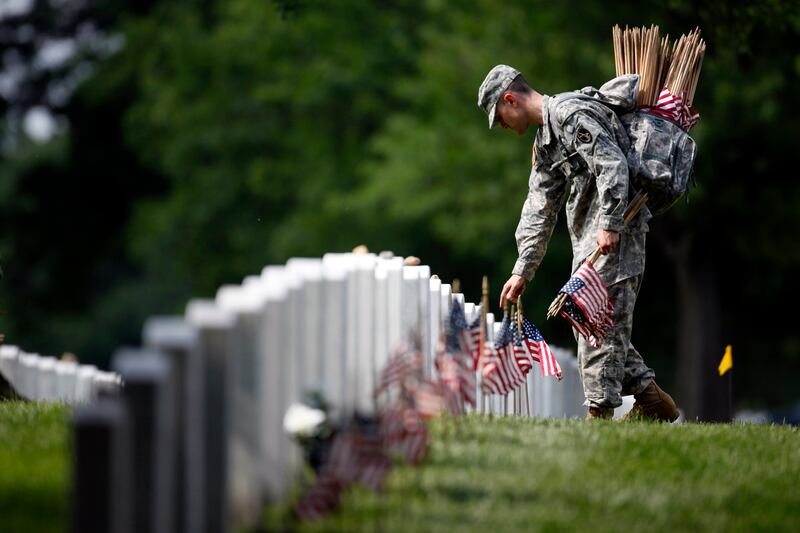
[622,380,679,422]
[586,406,614,420]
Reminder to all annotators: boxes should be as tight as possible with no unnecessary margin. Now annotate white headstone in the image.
[323,253,361,413]
[401,266,420,345]
[143,316,205,533]
[554,347,585,418]
[440,283,452,323]
[36,356,58,401]
[353,253,377,413]
[93,371,122,397]
[75,365,99,403]
[373,260,390,384]
[216,283,268,526]
[415,265,432,376]
[73,397,133,533]
[18,352,41,400]
[614,395,636,419]
[112,349,176,533]
[384,257,404,358]
[186,299,236,533]
[54,360,78,403]
[429,278,442,378]
[256,267,292,500]
[285,258,324,399]
[0,345,20,391]
[320,259,347,415]
[31,357,56,401]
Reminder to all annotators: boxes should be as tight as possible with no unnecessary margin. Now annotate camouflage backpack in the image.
[620,111,698,215]
[562,75,698,215]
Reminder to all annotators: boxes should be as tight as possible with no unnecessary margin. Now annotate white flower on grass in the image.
[283,402,326,438]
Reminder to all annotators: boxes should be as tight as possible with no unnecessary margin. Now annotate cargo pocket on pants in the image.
[599,365,625,406]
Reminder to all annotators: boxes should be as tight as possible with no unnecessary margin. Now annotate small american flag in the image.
[376,342,424,394]
[446,300,482,369]
[435,353,476,408]
[411,380,455,418]
[296,427,391,522]
[516,314,562,380]
[436,300,478,406]
[559,260,614,348]
[294,476,342,522]
[380,406,428,465]
[352,432,391,491]
[481,313,527,395]
[325,431,361,485]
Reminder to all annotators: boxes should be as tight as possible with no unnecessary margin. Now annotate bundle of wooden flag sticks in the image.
[613,24,705,129]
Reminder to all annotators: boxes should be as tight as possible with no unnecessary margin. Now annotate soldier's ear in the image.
[502,92,517,106]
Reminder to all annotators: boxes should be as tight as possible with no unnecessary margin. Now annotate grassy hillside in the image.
[293,415,800,533]
[0,401,70,533]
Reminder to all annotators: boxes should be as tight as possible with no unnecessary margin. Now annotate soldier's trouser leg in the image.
[576,274,655,409]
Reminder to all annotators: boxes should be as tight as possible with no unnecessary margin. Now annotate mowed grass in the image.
[2,402,799,533]
[296,415,800,533]
[0,401,71,533]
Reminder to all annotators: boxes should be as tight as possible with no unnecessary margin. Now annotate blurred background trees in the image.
[1,0,798,419]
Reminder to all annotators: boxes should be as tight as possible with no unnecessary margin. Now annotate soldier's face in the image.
[496,93,528,135]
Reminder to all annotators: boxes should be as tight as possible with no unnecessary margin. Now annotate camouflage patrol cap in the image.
[477,64,521,128]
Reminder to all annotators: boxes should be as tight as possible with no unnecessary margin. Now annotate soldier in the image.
[478,64,678,421]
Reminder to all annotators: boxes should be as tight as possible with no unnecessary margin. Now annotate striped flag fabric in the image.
[325,431,361,485]
[375,342,424,394]
[558,260,614,348]
[435,353,476,408]
[516,314,562,380]
[380,405,428,465]
[294,476,342,522]
[296,426,391,521]
[481,313,527,395]
[351,432,391,491]
[411,380,463,418]
[436,300,478,406]
[644,87,700,131]
[445,300,482,369]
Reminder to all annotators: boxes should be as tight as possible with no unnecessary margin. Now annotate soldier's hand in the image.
[499,274,527,308]
[596,229,620,255]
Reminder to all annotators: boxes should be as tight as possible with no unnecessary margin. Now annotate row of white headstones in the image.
[0,347,122,402]
[3,251,587,533]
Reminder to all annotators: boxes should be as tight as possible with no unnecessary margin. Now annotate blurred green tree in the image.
[1,0,798,416]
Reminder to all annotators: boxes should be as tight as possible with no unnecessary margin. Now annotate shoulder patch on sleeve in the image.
[576,127,593,144]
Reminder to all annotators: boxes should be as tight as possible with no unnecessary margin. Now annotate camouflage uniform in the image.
[511,75,655,408]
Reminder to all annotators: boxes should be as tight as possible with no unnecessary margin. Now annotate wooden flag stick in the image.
[479,276,489,414]
[516,298,531,416]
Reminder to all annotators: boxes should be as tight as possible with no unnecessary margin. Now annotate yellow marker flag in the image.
[718,345,733,376]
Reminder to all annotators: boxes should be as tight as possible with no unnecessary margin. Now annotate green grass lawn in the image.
[289,415,800,533]
[0,401,70,533]
[2,402,799,533]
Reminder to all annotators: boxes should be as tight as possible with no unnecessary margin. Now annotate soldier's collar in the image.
[539,95,554,146]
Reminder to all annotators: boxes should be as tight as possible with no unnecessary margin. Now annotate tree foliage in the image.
[1,0,798,409]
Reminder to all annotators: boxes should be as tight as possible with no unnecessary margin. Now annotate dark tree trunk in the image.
[671,233,730,422]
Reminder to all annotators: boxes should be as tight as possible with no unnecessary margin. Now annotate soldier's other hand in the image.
[499,274,526,308]
[596,229,620,255]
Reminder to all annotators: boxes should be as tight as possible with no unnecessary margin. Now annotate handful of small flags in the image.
[296,286,562,522]
[555,262,614,348]
[547,191,649,346]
